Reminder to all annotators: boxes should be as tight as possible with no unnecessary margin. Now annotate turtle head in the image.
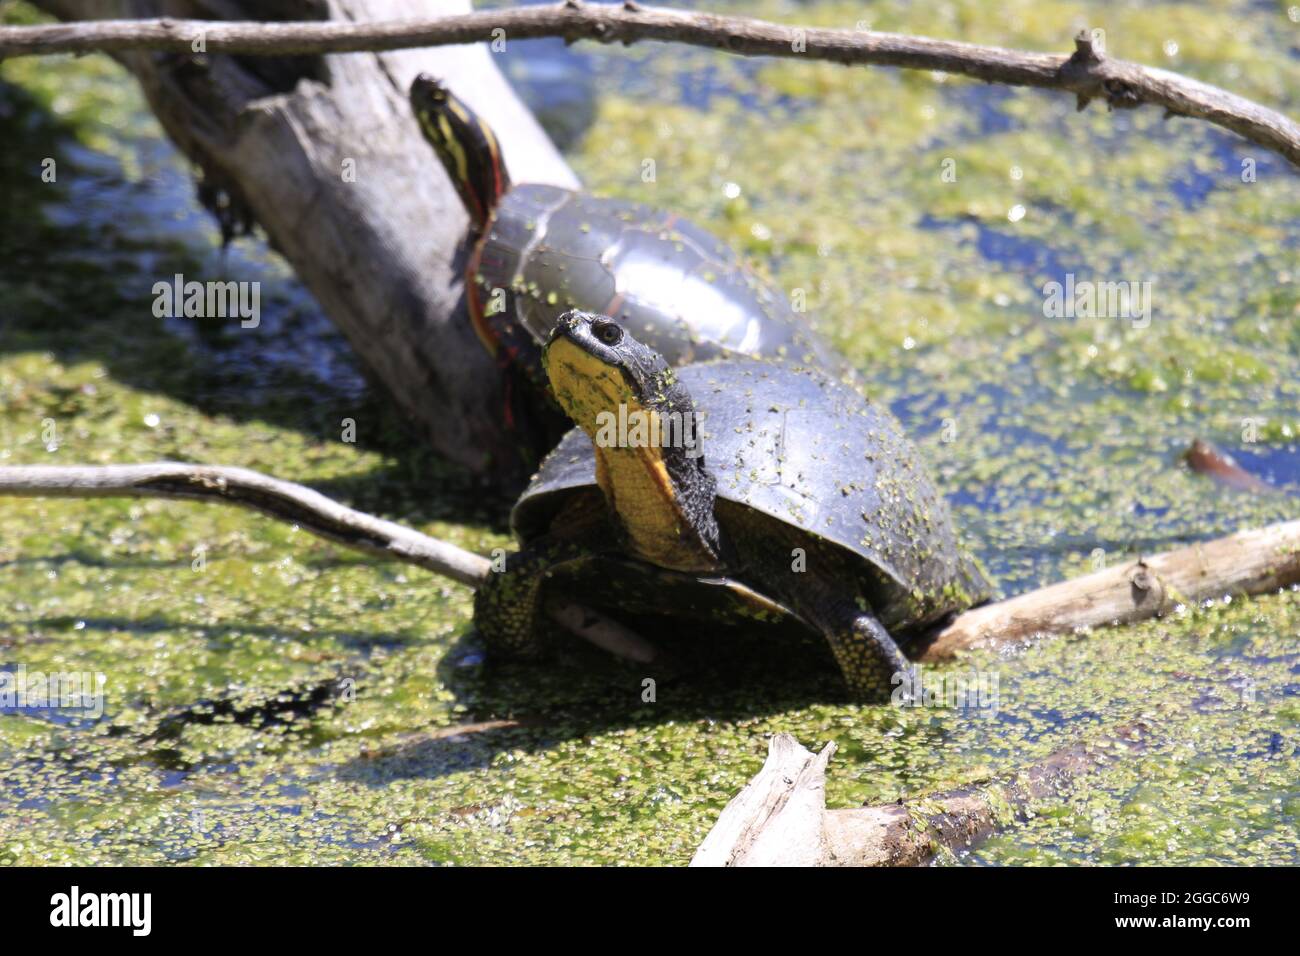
[543,311,722,573]
[410,73,511,233]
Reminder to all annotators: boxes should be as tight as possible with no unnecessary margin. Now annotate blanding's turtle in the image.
[409,75,847,460]
[475,311,990,700]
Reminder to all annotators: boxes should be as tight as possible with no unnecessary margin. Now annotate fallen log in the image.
[692,725,1151,867]
[28,0,578,485]
[16,4,1300,489]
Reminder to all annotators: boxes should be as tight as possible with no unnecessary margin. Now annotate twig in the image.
[0,462,658,662]
[692,725,1151,866]
[0,462,489,585]
[0,4,1296,170]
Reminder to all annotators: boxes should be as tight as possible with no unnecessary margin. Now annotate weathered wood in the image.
[30,0,579,484]
[691,734,835,867]
[915,519,1300,662]
[694,725,1150,867]
[5,4,1299,170]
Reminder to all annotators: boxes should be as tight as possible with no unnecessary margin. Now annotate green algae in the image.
[2,0,1299,865]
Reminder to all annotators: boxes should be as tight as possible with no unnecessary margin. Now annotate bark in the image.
[693,724,1151,867]
[5,4,1298,169]
[915,519,1300,662]
[28,0,579,484]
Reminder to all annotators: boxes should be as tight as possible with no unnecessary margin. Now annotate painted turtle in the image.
[409,75,848,461]
[474,311,990,700]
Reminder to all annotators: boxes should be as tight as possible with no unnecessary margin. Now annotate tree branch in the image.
[2,463,1297,666]
[693,724,1152,866]
[915,518,1300,662]
[0,462,658,662]
[1,3,1296,170]
[0,461,490,586]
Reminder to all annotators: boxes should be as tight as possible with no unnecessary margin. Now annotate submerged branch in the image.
[692,725,1152,866]
[0,3,1296,169]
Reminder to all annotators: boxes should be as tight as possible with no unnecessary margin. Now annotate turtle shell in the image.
[513,360,990,634]
[468,184,847,392]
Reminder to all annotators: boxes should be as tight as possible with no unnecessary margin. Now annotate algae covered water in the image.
[1,0,1298,865]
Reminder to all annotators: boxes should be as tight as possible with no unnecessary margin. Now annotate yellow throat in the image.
[545,336,720,573]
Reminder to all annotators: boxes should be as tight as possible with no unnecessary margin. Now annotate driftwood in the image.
[692,725,1152,867]
[5,3,1300,170]
[27,0,578,485]
[916,519,1300,662]
[1,463,1296,666]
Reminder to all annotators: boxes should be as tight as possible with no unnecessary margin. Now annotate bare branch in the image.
[0,4,1296,170]
[915,519,1300,662]
[3,464,1297,666]
[0,462,658,662]
[0,461,490,586]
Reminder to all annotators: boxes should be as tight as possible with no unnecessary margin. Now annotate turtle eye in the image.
[593,321,623,346]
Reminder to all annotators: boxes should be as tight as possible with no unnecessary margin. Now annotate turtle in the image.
[474,310,991,701]
[409,74,849,462]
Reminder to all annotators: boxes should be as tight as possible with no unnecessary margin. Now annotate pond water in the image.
[1,0,1297,865]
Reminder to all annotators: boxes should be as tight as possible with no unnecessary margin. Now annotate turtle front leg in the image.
[474,541,628,660]
[790,594,911,702]
[473,547,564,659]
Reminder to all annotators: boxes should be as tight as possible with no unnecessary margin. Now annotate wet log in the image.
[30,0,578,485]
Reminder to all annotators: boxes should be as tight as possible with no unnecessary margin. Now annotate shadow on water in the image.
[0,78,511,527]
[338,616,1110,784]
[339,617,854,782]
[27,614,421,652]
